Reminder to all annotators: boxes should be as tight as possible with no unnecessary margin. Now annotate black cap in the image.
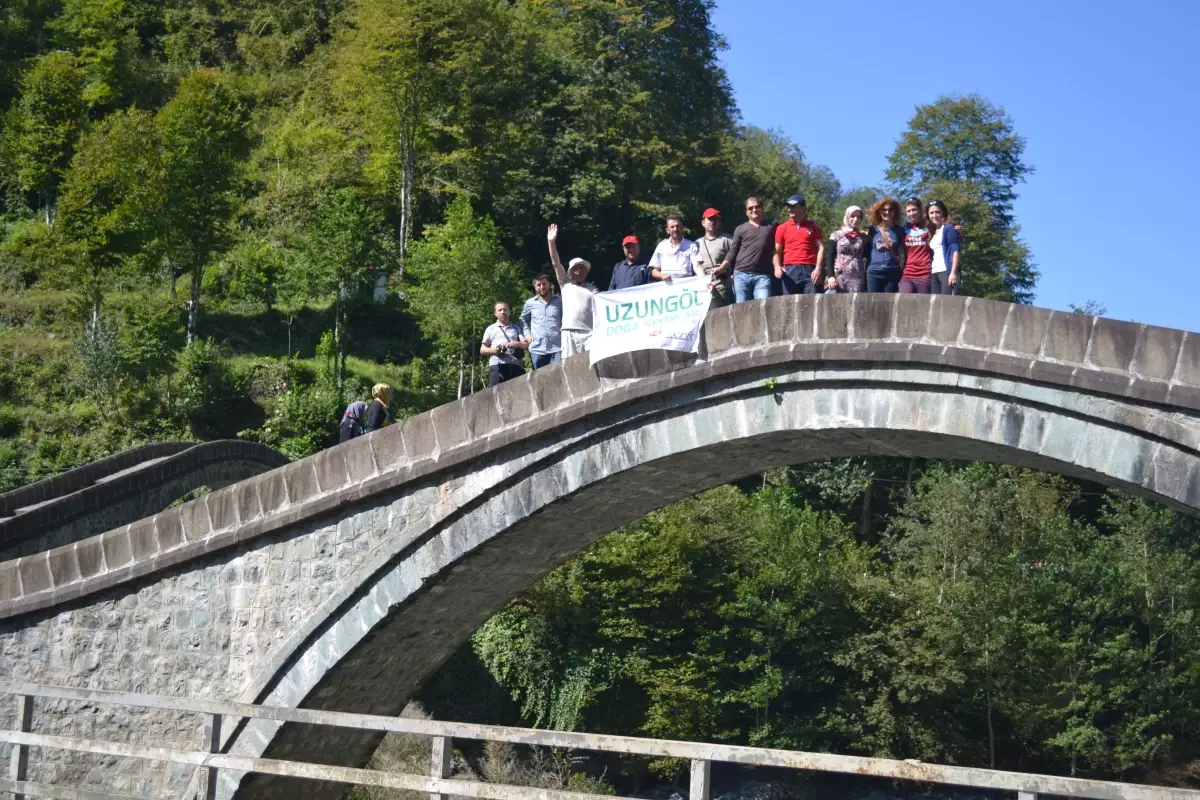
[786,194,806,206]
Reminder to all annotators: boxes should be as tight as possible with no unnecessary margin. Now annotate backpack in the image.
[340,400,369,441]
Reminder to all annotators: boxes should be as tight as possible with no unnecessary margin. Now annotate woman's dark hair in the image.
[926,199,948,217]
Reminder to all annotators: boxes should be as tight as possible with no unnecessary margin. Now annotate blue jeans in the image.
[734,272,772,302]
[781,265,818,295]
[867,270,900,293]
[530,350,561,369]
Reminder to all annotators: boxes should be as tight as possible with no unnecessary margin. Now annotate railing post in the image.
[430,735,453,800]
[202,713,222,800]
[689,759,710,800]
[7,694,31,800]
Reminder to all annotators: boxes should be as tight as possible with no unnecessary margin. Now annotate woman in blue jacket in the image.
[926,200,961,295]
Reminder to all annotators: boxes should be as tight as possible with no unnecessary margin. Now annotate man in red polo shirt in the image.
[773,194,824,295]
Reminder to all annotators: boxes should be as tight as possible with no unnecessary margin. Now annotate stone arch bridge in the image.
[2,294,1199,799]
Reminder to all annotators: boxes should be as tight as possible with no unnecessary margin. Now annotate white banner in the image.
[589,276,711,366]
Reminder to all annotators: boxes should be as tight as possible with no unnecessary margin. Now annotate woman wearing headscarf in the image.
[822,205,868,293]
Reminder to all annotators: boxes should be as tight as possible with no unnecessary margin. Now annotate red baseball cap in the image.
[702,207,721,219]
[621,235,639,246]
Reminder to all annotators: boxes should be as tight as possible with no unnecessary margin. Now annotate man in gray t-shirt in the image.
[690,207,734,307]
[480,301,529,386]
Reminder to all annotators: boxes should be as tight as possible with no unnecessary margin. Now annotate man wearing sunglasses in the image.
[717,197,777,302]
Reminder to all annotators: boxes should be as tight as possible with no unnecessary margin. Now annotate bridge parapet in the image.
[2,294,1199,622]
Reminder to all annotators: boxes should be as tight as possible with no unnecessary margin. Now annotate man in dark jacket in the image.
[609,235,649,291]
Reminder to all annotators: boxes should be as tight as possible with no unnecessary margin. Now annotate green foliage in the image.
[76,314,123,419]
[406,196,522,395]
[1,51,88,210]
[175,337,251,438]
[886,94,1033,226]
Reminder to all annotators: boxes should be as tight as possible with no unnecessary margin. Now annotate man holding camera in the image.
[480,301,528,386]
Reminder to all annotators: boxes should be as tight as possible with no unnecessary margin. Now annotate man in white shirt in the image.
[480,301,528,386]
[649,214,695,281]
[547,223,599,357]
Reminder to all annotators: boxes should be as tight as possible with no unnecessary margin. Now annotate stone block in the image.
[1172,332,1200,388]
[128,518,158,561]
[529,361,571,414]
[561,351,602,402]
[431,401,469,453]
[101,528,133,570]
[960,298,1010,349]
[177,495,212,544]
[18,554,52,595]
[999,304,1051,355]
[1165,383,1200,412]
[730,299,767,347]
[815,294,851,339]
[852,293,896,340]
[0,560,18,603]
[702,305,734,353]
[283,461,319,509]
[48,546,81,588]
[206,487,241,533]
[1132,325,1184,382]
[369,426,406,474]
[258,470,290,513]
[76,538,105,579]
[461,390,501,442]
[1041,311,1092,364]
[893,294,930,340]
[1086,317,1141,372]
[1028,360,1078,388]
[154,511,184,552]
[494,373,535,427]
[400,412,439,463]
[928,295,967,343]
[342,438,377,483]
[313,447,349,494]
[764,294,800,343]
[234,479,264,525]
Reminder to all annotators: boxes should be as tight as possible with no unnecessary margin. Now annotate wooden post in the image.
[202,713,222,800]
[7,694,31,800]
[689,759,711,800]
[430,735,453,800]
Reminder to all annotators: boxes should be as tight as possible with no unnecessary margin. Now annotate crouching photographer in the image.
[481,300,529,387]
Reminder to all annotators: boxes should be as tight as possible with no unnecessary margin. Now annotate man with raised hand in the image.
[520,273,562,369]
[547,223,599,357]
[609,234,649,291]
[649,213,695,282]
[690,207,733,307]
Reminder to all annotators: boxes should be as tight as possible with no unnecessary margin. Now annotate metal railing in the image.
[3,681,1198,800]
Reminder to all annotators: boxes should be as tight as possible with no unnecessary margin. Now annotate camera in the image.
[496,345,509,356]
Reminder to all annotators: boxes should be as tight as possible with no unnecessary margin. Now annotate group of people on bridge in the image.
[480,194,964,387]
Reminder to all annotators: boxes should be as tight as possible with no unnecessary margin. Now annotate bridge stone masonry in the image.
[2,293,1200,799]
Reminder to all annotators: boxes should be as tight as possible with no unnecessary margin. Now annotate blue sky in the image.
[712,0,1199,331]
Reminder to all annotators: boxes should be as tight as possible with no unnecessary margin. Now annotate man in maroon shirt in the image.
[773,194,824,295]
[900,196,933,294]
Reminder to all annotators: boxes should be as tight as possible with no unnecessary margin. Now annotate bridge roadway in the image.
[0,441,289,561]
[2,293,1200,799]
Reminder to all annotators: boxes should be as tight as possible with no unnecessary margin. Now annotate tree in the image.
[155,69,249,342]
[405,196,522,398]
[55,107,164,323]
[926,178,1037,303]
[290,186,395,390]
[886,94,1033,227]
[726,126,842,234]
[1,51,88,221]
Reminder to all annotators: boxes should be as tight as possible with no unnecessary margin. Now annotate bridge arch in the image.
[2,294,1199,799]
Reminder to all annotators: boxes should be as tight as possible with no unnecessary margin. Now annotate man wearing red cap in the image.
[609,234,649,291]
[690,208,733,307]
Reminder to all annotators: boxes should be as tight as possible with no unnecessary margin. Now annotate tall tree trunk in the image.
[334,296,345,393]
[392,79,417,294]
[187,266,201,344]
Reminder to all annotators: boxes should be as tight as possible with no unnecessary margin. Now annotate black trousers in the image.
[488,363,525,387]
